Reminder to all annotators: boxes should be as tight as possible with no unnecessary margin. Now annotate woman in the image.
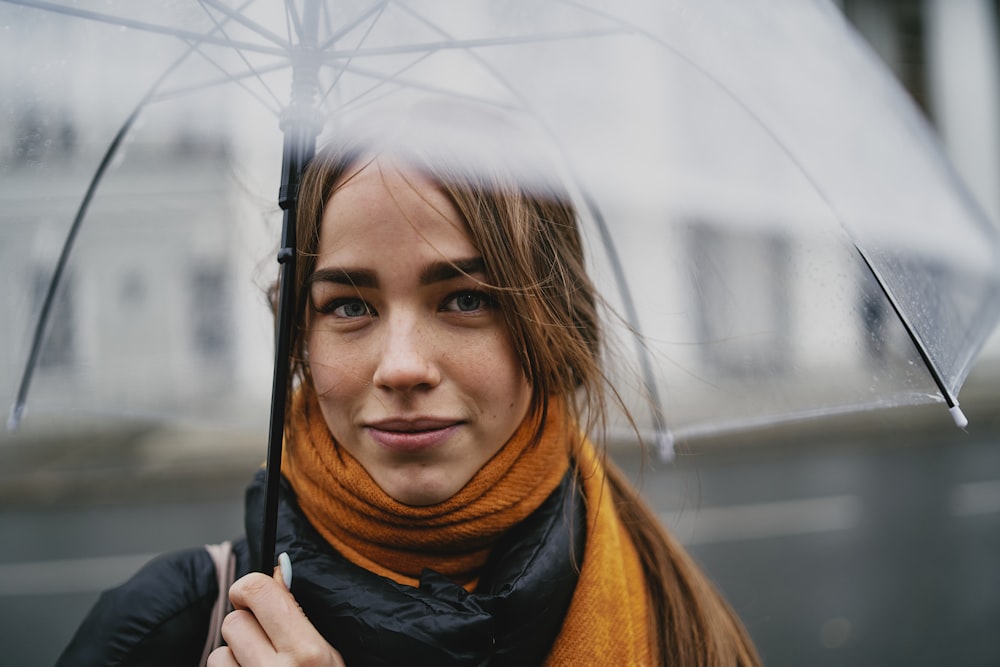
[58,131,760,666]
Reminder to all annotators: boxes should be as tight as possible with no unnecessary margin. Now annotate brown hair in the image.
[287,139,761,666]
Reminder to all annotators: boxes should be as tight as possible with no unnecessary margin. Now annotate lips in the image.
[365,418,461,452]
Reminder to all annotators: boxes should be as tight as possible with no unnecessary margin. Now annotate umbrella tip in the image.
[949,404,968,430]
[7,403,24,433]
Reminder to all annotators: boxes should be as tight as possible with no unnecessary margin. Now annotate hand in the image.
[207,557,345,667]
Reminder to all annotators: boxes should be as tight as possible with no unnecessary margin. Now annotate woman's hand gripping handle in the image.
[208,553,346,666]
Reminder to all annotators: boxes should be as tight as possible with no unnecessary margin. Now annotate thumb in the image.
[273,552,293,590]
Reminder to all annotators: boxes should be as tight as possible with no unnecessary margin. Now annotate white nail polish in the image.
[278,552,293,588]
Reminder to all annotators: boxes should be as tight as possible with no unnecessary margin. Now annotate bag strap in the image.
[199,541,236,667]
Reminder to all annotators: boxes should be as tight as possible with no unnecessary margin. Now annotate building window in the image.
[687,224,792,376]
[840,0,932,118]
[190,265,231,362]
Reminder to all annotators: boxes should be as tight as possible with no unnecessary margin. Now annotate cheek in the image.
[306,334,372,398]
[466,334,530,405]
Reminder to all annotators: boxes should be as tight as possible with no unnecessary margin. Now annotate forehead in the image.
[317,158,475,258]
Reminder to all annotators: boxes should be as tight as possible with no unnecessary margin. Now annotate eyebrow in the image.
[420,257,486,285]
[307,267,377,289]
[307,257,486,289]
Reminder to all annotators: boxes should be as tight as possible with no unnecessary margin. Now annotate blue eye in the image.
[444,291,493,313]
[329,298,374,318]
[457,293,482,311]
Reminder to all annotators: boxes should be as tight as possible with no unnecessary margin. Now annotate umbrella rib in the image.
[2,0,288,57]
[193,1,286,111]
[284,0,301,45]
[328,52,447,115]
[584,195,675,459]
[380,4,540,112]
[329,62,522,115]
[318,0,390,50]
[320,3,507,118]
[315,27,629,62]
[388,3,540,108]
[7,3,249,433]
[559,0,972,429]
[386,2,534,111]
[151,61,286,117]
[8,108,141,433]
[853,244,966,423]
[198,0,291,49]
[317,1,391,108]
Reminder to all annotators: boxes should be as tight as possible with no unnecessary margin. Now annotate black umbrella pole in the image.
[259,124,317,574]
[259,0,323,574]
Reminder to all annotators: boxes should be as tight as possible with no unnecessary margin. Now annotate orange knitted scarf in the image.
[282,389,654,664]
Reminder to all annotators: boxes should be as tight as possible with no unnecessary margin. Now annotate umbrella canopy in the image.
[3,2,999,450]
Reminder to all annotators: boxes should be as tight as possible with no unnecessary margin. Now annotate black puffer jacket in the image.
[57,469,585,666]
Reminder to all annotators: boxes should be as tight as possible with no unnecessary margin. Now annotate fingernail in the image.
[278,552,292,589]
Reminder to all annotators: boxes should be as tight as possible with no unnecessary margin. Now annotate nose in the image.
[372,313,441,393]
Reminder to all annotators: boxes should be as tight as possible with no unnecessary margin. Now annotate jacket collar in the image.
[245,468,585,666]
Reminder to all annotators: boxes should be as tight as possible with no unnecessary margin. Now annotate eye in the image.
[442,291,494,313]
[321,297,376,319]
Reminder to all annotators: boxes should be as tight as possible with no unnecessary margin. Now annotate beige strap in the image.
[199,541,236,667]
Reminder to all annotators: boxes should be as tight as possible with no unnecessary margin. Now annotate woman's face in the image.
[305,158,532,506]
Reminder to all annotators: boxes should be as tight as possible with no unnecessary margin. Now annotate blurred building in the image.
[839,0,1000,398]
[0,124,246,425]
[839,0,1000,226]
[0,1,996,440]
[0,7,268,429]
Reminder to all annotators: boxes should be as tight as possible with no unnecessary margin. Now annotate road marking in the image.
[951,480,1000,517]
[0,552,157,596]
[661,494,862,545]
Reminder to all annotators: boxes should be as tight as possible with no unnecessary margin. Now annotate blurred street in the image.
[627,411,1000,667]
[1,378,998,667]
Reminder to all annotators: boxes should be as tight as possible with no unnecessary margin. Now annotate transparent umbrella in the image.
[2,0,998,568]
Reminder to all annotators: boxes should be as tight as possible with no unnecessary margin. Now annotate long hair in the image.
[287,138,761,666]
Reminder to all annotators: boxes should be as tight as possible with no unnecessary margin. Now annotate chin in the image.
[385,475,461,507]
